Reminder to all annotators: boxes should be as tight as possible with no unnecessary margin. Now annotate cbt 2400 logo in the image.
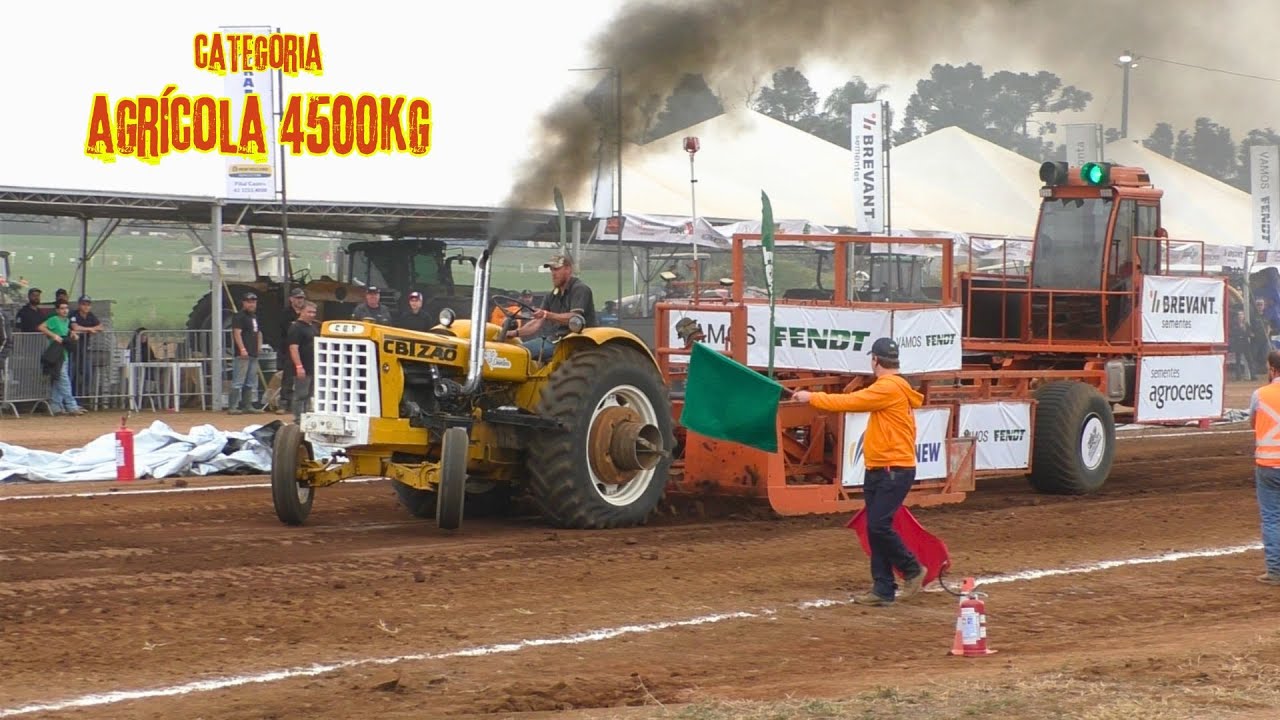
[850,433,943,468]
[381,336,458,362]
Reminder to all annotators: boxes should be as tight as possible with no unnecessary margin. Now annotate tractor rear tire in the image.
[186,285,284,356]
[526,342,674,529]
[271,423,314,525]
[1028,381,1115,495]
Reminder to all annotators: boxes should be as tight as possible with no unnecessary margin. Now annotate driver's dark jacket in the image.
[352,302,392,324]
[539,276,596,337]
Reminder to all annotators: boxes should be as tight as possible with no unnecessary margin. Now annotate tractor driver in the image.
[508,254,595,363]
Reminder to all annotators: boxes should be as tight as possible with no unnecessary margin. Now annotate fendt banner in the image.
[1252,144,1279,252]
[1141,275,1225,344]
[1136,354,1225,423]
[957,401,1033,471]
[842,406,951,487]
[851,102,884,234]
[892,306,963,374]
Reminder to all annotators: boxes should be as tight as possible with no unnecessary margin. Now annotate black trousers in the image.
[863,466,922,600]
[279,361,295,410]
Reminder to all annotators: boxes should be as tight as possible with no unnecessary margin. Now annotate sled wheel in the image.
[1029,381,1115,494]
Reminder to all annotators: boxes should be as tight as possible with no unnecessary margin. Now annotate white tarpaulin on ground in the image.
[0,421,300,483]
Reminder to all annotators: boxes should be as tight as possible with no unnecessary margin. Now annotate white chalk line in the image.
[0,477,384,503]
[0,541,1263,718]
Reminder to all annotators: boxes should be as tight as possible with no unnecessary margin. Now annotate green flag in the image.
[554,187,566,252]
[761,191,777,378]
[679,342,783,453]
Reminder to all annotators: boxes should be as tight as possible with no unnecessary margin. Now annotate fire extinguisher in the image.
[948,577,996,657]
[115,416,135,482]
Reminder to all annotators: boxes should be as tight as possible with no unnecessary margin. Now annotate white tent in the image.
[569,108,856,226]
[886,126,1044,239]
[1102,139,1251,249]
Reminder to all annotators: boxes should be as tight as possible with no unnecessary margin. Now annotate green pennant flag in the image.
[761,191,777,378]
[679,342,783,453]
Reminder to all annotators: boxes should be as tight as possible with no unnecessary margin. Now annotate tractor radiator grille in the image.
[314,338,381,417]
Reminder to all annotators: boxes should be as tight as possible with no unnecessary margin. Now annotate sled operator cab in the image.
[963,161,1176,348]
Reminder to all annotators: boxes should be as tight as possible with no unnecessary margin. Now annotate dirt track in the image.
[1,387,1278,719]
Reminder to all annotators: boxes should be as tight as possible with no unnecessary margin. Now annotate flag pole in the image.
[761,191,777,379]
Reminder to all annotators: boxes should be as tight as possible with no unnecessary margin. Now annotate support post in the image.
[211,201,225,411]
[78,217,89,297]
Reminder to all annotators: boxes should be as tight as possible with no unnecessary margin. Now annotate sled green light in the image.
[1081,162,1109,186]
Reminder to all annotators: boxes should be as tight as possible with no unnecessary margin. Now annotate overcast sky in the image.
[3,0,1275,210]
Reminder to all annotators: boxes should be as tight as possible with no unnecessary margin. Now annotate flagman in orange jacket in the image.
[793,337,928,606]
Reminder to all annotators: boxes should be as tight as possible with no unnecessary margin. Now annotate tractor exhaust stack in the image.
[461,248,492,395]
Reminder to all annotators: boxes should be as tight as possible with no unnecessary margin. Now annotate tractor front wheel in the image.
[271,423,314,525]
[526,342,674,529]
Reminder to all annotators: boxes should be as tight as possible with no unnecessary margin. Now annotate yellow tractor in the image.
[270,249,674,530]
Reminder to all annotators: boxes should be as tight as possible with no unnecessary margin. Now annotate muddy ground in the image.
[0,382,1274,719]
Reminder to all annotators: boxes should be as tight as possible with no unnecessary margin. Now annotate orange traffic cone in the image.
[949,577,996,657]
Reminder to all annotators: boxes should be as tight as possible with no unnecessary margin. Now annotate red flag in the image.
[847,507,951,587]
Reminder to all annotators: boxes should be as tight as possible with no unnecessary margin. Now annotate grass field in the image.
[1,232,664,330]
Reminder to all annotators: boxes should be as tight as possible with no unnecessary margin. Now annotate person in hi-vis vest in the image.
[1249,349,1280,586]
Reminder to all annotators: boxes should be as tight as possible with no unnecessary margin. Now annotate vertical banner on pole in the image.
[222,25,278,201]
[1065,123,1101,166]
[1252,145,1278,253]
[851,102,884,234]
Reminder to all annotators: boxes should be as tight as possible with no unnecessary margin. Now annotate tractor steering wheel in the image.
[491,294,538,321]
[490,294,539,339]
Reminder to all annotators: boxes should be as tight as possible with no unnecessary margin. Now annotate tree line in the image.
[629,63,1276,193]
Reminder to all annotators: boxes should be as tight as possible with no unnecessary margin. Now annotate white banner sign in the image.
[957,402,1032,471]
[747,304,892,373]
[1064,123,1101,166]
[1141,275,1225,343]
[851,102,884,233]
[1136,354,1225,423]
[841,406,951,487]
[892,306,962,374]
[666,309,733,365]
[1252,144,1278,252]
[222,25,278,201]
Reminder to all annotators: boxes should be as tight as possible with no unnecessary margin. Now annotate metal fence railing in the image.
[0,328,278,417]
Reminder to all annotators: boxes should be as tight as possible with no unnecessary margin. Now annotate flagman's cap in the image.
[868,337,899,361]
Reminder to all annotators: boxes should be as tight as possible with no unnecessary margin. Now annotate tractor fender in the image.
[555,327,659,367]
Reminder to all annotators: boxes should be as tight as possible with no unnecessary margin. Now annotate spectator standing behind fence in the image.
[37,300,86,416]
[276,288,308,415]
[15,288,43,332]
[286,301,318,423]
[228,292,264,415]
[69,295,103,400]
